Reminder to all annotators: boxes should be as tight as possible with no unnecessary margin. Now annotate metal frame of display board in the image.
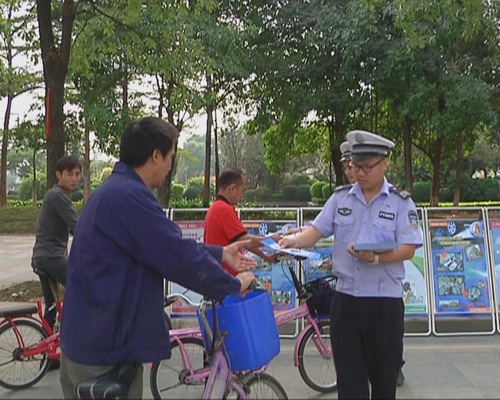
[426,207,495,336]
[484,207,500,333]
[239,207,301,338]
[404,208,432,336]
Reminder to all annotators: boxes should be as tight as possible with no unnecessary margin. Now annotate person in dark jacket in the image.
[59,117,256,399]
[32,155,81,329]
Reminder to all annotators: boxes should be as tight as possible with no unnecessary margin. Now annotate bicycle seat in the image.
[0,304,38,317]
[76,362,139,399]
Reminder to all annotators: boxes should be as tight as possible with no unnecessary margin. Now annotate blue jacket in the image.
[60,162,240,365]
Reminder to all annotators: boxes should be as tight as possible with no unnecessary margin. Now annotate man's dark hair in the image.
[218,167,245,190]
[120,117,179,167]
[55,155,81,174]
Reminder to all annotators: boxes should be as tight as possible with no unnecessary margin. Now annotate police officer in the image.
[279,130,422,399]
[339,141,356,184]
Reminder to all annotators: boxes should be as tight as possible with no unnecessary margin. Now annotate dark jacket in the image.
[60,162,240,365]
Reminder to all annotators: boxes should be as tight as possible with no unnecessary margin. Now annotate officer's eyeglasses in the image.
[350,157,385,173]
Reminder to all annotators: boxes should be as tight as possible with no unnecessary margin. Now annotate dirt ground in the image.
[0,280,44,303]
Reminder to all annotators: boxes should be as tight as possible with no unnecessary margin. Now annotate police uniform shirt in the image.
[311,178,423,298]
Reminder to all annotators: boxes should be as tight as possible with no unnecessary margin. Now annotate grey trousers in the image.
[60,353,143,399]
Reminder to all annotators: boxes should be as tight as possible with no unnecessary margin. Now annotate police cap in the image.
[346,130,395,161]
[339,141,352,162]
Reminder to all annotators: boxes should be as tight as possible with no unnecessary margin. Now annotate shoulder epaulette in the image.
[390,186,412,199]
[334,184,353,192]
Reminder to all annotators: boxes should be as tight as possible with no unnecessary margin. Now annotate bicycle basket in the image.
[305,276,337,317]
[197,290,280,371]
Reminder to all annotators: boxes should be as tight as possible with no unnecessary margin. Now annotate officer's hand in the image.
[278,236,297,249]
[222,240,257,273]
[347,243,376,263]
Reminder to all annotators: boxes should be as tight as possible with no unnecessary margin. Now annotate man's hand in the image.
[222,240,257,273]
[235,271,256,294]
[263,253,281,264]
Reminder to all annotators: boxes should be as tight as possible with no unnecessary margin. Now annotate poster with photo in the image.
[429,218,491,314]
[488,219,500,309]
[170,221,205,315]
[402,218,428,315]
[244,220,298,311]
[299,217,334,282]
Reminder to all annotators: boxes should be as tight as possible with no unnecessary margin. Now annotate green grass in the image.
[0,207,39,234]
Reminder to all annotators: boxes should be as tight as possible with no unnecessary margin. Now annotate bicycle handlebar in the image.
[165,292,201,308]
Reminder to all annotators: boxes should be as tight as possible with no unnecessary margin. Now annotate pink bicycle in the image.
[151,291,287,399]
[150,257,337,398]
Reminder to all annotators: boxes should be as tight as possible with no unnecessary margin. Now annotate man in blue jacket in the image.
[59,117,256,398]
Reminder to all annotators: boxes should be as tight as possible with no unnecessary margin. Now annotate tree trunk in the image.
[203,105,214,207]
[36,0,77,189]
[0,94,13,208]
[453,131,463,206]
[32,147,38,207]
[332,117,344,187]
[83,127,91,202]
[403,116,413,192]
[429,136,444,206]
[214,107,220,194]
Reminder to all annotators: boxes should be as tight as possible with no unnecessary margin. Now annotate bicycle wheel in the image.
[240,373,288,399]
[0,319,50,390]
[297,319,337,393]
[150,336,206,399]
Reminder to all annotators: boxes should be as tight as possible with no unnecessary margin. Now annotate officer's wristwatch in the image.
[368,253,380,265]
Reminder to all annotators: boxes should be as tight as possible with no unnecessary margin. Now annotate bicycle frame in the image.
[0,298,62,362]
[166,272,332,372]
[274,303,332,367]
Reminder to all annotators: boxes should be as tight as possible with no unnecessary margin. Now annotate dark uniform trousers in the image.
[330,291,404,399]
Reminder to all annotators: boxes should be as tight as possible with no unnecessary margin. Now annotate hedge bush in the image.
[171,183,185,200]
[283,185,298,200]
[412,181,431,203]
[310,181,326,199]
[321,182,333,199]
[244,187,271,202]
[296,184,311,201]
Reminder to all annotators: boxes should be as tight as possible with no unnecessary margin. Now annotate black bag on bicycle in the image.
[76,362,139,399]
[306,277,336,317]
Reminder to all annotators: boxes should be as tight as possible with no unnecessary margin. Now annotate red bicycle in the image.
[0,293,62,389]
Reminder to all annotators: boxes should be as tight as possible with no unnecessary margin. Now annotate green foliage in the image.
[170,197,204,209]
[18,173,47,201]
[282,185,298,200]
[310,181,327,199]
[244,187,271,203]
[171,183,185,200]
[296,185,311,202]
[285,173,311,186]
[71,190,83,202]
[412,181,431,203]
[100,167,113,182]
[322,183,333,199]
[183,186,202,200]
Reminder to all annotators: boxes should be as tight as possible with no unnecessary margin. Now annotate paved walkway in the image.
[0,235,37,290]
[2,235,500,398]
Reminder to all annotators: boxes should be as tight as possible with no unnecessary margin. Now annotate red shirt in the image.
[204,196,247,276]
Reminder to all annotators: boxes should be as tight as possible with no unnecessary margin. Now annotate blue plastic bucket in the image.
[198,290,280,371]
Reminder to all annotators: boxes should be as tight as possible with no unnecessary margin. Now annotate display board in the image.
[428,217,491,315]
